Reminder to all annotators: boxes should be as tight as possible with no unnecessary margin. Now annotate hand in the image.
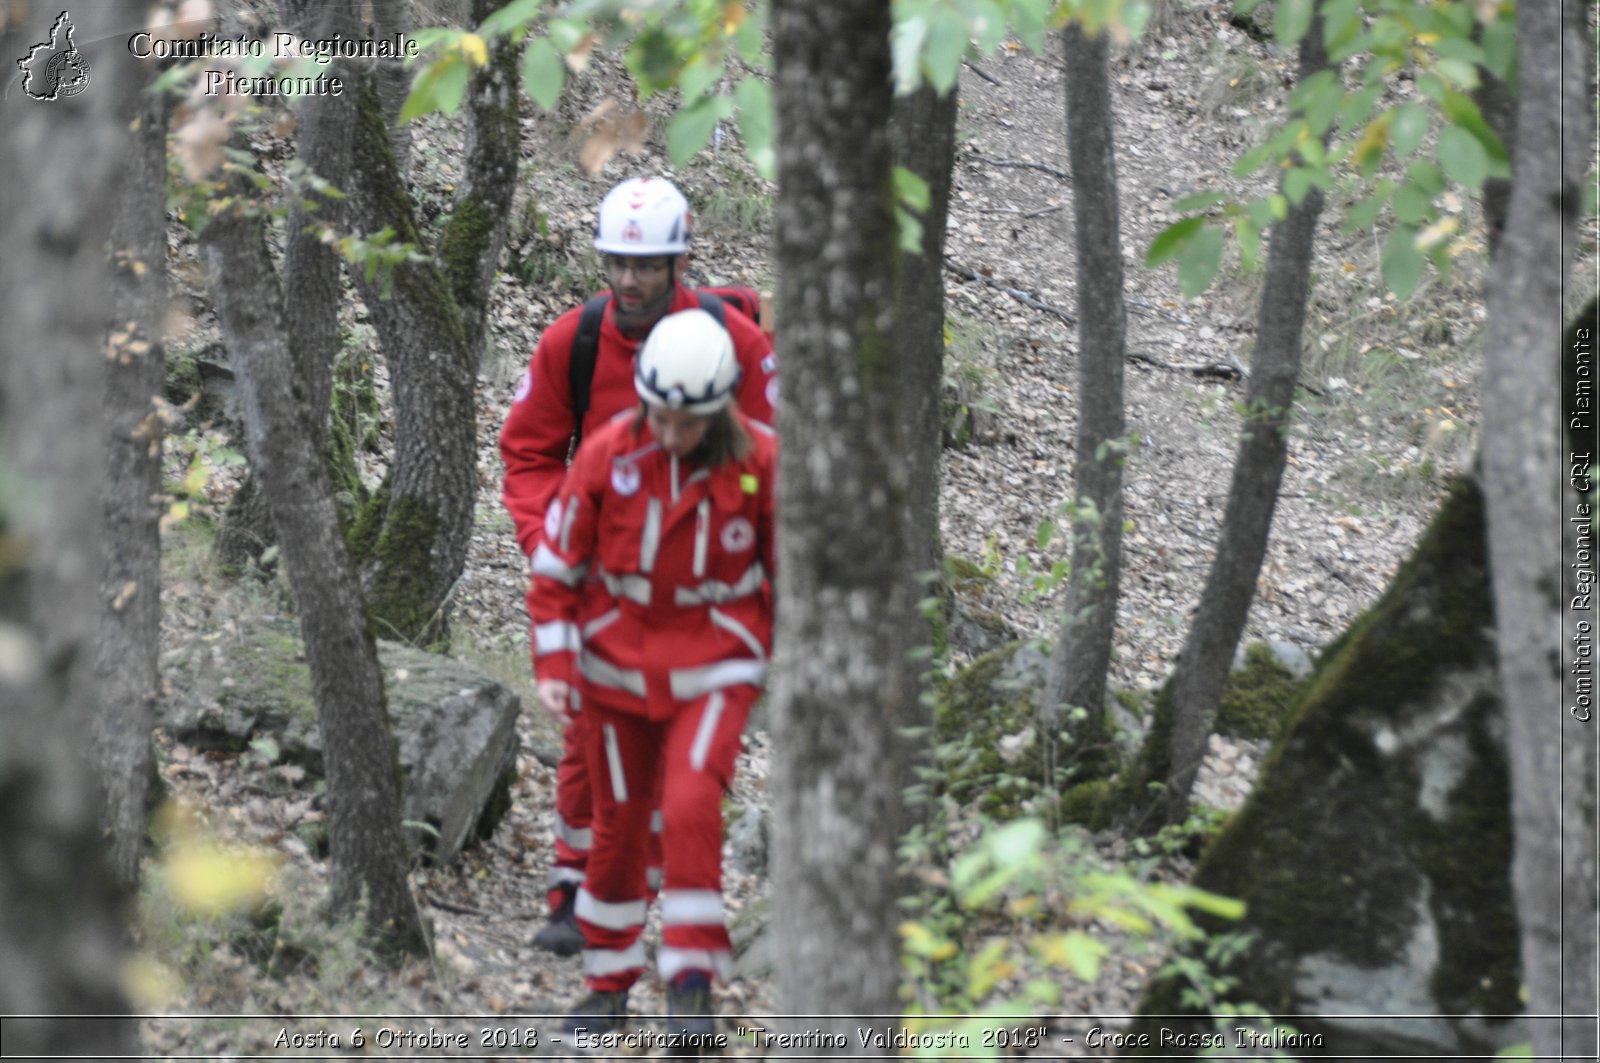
[536,678,573,723]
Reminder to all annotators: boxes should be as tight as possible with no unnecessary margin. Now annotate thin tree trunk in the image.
[769,0,907,1045]
[369,0,414,167]
[1043,20,1128,767]
[1480,0,1596,1057]
[201,179,427,958]
[96,74,169,887]
[1164,15,1331,823]
[889,81,958,839]
[0,6,138,1052]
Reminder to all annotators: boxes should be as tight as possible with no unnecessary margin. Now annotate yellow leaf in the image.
[169,500,191,522]
[722,1,746,34]
[1414,216,1459,252]
[165,842,278,914]
[458,33,488,67]
[1353,112,1390,168]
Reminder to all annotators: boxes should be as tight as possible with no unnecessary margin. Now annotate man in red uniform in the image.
[500,176,775,956]
[530,309,776,1040]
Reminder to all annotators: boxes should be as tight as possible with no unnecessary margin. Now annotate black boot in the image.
[664,970,719,1056]
[532,883,585,957]
[563,987,629,1037]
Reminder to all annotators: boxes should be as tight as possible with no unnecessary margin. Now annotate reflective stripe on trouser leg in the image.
[548,711,594,912]
[580,698,668,993]
[653,687,758,983]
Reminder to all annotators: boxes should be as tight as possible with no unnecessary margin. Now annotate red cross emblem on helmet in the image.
[622,219,643,243]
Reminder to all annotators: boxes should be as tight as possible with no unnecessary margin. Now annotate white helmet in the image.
[635,309,740,414]
[594,176,692,256]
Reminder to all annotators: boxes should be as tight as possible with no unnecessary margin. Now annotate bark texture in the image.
[769,0,908,1043]
[0,6,138,1052]
[1479,0,1596,1057]
[95,74,169,886]
[1163,16,1331,822]
[201,181,426,957]
[347,6,519,642]
[1044,21,1127,764]
[219,0,359,570]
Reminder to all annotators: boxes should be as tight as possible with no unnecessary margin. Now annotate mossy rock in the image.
[935,640,1118,820]
[1126,479,1525,1057]
[1216,641,1307,740]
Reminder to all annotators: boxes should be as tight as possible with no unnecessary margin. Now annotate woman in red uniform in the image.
[529,308,776,1046]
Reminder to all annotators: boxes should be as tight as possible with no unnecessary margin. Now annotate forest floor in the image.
[139,2,1591,1057]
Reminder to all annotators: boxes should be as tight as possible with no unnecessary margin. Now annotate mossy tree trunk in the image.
[769,0,908,1044]
[95,70,169,887]
[1043,19,1129,768]
[200,173,427,958]
[346,0,520,645]
[217,0,359,570]
[1480,0,1596,1055]
[1163,14,1331,823]
[0,5,139,1050]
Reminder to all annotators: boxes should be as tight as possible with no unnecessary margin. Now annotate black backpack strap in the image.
[694,289,728,325]
[568,293,611,458]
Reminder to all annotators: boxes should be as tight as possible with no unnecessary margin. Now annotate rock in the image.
[1232,636,1314,680]
[1132,481,1526,1056]
[947,596,1017,659]
[729,894,774,979]
[159,615,520,866]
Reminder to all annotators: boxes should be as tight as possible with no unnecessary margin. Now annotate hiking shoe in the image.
[664,970,719,1056]
[532,884,585,957]
[563,989,629,1037]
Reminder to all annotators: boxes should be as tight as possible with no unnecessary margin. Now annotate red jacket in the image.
[529,411,777,720]
[500,286,777,558]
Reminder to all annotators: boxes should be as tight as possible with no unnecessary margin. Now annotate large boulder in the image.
[159,615,520,866]
[1129,480,1525,1057]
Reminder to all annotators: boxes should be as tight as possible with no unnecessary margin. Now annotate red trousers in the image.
[574,686,755,993]
[547,714,662,908]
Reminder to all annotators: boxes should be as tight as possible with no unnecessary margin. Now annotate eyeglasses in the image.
[603,255,673,277]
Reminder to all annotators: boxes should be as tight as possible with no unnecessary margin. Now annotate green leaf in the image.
[1437,126,1489,190]
[1321,0,1362,51]
[733,76,776,181]
[1036,518,1055,549]
[891,14,930,95]
[249,736,281,764]
[897,206,925,254]
[1172,189,1227,213]
[1284,166,1316,205]
[894,165,932,213]
[1146,216,1204,267]
[1481,17,1516,82]
[1434,57,1479,91]
[1391,182,1432,225]
[1061,931,1109,982]
[521,36,565,111]
[1235,217,1261,272]
[1381,225,1425,300]
[1008,0,1049,52]
[679,54,725,105]
[400,61,444,123]
[478,0,543,39]
[1272,0,1312,48]
[434,54,470,115]
[1177,225,1224,299]
[1341,184,1391,234]
[1390,102,1429,158]
[665,94,731,167]
[1406,160,1446,196]
[923,7,969,95]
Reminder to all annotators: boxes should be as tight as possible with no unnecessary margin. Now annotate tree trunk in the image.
[1163,15,1331,823]
[1480,0,1596,1057]
[889,81,958,837]
[1043,20,1128,769]
[769,0,907,1044]
[95,73,169,887]
[347,41,517,643]
[200,179,427,958]
[369,0,415,167]
[219,1,360,571]
[0,6,138,1052]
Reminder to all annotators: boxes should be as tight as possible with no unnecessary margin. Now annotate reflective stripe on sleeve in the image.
[580,652,647,698]
[692,499,710,578]
[708,608,765,660]
[533,620,580,656]
[600,569,652,605]
[558,494,579,553]
[531,543,587,585]
[582,608,621,639]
